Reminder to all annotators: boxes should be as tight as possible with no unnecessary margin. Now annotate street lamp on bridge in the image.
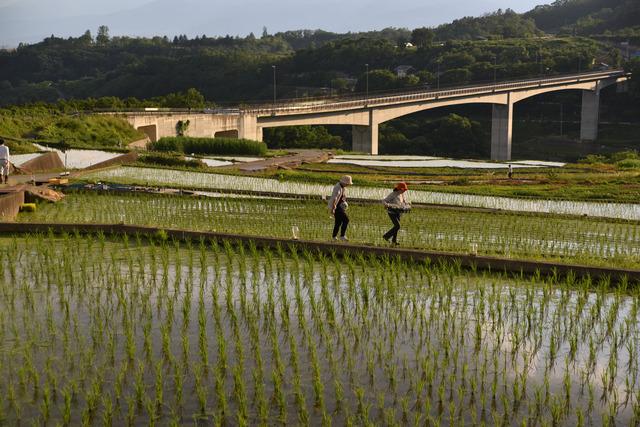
[493,55,498,86]
[365,63,369,104]
[272,65,277,112]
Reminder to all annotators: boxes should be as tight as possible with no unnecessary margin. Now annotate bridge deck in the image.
[245,70,628,116]
[103,70,629,119]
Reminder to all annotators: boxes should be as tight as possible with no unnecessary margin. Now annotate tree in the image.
[96,25,110,45]
[411,27,435,49]
[626,58,640,100]
[432,114,484,156]
[355,69,397,92]
[79,30,93,45]
[176,120,190,136]
[396,36,408,50]
[264,125,342,149]
[608,48,622,68]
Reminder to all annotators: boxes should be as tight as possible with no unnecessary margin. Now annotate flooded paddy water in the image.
[328,156,566,169]
[0,234,638,425]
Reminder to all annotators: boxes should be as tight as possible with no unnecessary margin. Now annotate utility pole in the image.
[621,41,630,61]
[560,103,563,137]
[578,56,581,74]
[538,49,543,77]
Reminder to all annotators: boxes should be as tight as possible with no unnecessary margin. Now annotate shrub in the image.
[140,152,205,169]
[579,150,640,166]
[578,154,607,164]
[149,136,267,156]
[264,126,343,149]
[616,158,640,169]
[609,150,639,163]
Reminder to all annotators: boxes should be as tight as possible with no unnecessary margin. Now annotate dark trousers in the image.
[333,207,349,238]
[383,211,401,242]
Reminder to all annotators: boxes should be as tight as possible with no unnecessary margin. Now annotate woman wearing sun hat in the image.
[382,182,411,245]
[328,175,353,241]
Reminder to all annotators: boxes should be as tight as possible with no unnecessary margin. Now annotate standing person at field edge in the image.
[508,164,513,179]
[328,175,353,241]
[0,138,10,185]
[382,182,411,245]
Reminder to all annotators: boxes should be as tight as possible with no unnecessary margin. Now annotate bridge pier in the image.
[352,124,379,154]
[238,115,263,141]
[580,89,600,141]
[491,102,513,161]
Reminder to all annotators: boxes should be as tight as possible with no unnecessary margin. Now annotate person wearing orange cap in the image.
[382,182,411,245]
[328,175,353,241]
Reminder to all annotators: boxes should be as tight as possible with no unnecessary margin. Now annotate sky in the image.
[0,0,549,47]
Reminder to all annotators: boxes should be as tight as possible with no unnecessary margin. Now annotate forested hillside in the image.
[0,34,612,107]
[525,0,640,36]
[0,0,637,159]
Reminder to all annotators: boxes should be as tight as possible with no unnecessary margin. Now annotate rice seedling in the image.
[86,166,640,220]
[22,190,640,269]
[0,233,638,425]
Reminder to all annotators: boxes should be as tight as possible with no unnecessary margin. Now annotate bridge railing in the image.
[243,70,627,116]
[95,107,241,115]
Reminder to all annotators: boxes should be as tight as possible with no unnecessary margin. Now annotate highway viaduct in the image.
[117,70,630,161]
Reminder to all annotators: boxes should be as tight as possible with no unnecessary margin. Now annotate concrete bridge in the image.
[118,70,629,160]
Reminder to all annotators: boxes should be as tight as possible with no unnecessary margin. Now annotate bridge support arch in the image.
[137,124,158,142]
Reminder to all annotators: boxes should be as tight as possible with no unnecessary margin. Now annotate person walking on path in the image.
[328,175,352,241]
[0,139,10,185]
[382,182,411,245]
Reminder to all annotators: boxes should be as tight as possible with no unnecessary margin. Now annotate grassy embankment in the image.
[0,106,145,153]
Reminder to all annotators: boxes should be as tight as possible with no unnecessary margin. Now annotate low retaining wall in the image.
[84,152,139,171]
[0,222,638,283]
[19,152,64,173]
[0,191,25,221]
[128,138,150,150]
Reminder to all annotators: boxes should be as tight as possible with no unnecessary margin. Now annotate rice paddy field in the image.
[84,167,640,220]
[17,191,640,269]
[1,233,639,426]
[4,154,640,427]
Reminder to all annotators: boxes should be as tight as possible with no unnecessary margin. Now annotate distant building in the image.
[394,65,415,78]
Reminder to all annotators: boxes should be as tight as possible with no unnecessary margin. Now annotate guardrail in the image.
[245,70,628,116]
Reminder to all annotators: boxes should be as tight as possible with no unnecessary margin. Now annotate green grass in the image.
[0,106,145,149]
[0,136,39,154]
